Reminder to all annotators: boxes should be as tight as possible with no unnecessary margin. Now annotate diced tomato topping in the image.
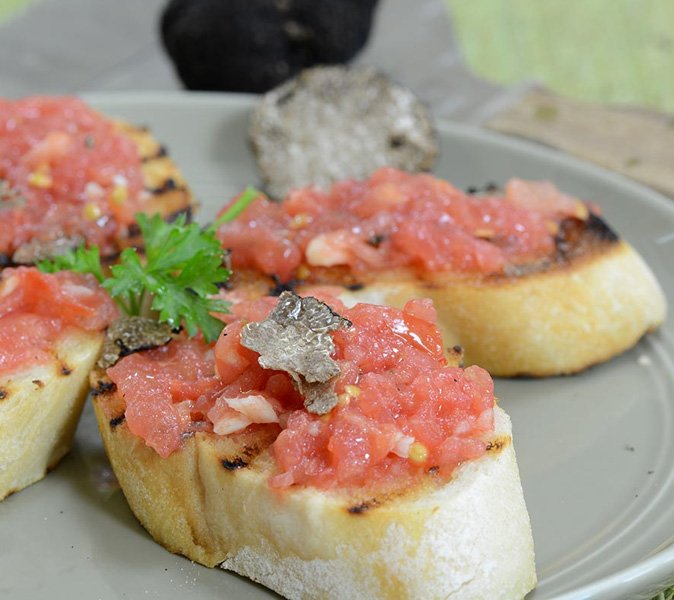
[269,299,493,489]
[505,178,587,218]
[216,168,594,280]
[107,338,222,458]
[0,267,117,376]
[216,197,302,282]
[213,321,257,384]
[0,312,59,375]
[109,294,495,489]
[0,96,146,257]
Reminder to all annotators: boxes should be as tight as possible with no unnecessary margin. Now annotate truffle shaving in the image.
[0,179,25,209]
[11,234,85,265]
[249,65,438,199]
[98,316,175,369]
[240,291,351,415]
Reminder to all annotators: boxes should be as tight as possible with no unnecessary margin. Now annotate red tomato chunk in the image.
[216,168,590,281]
[0,96,145,257]
[108,295,496,489]
[107,339,223,458]
[0,267,118,376]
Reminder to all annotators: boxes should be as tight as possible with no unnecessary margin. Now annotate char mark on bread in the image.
[268,275,299,297]
[0,387,7,401]
[503,212,620,278]
[347,500,378,515]
[585,213,619,243]
[141,145,168,162]
[147,177,179,195]
[60,364,72,376]
[174,205,192,223]
[555,213,619,262]
[166,205,193,224]
[221,442,268,471]
[485,436,510,453]
[466,182,500,195]
[221,457,248,470]
[446,345,465,367]
[123,207,193,246]
[109,413,126,429]
[92,379,117,397]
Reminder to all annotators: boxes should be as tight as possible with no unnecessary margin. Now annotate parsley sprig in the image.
[38,186,260,342]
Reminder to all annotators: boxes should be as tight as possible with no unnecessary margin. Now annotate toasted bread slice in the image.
[113,120,194,226]
[4,111,194,266]
[0,328,104,500]
[329,240,666,377]
[92,375,536,600]
[230,237,666,377]
[218,170,666,377]
[238,216,660,377]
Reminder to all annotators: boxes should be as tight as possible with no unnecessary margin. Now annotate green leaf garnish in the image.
[37,245,105,284]
[207,185,260,233]
[38,187,260,342]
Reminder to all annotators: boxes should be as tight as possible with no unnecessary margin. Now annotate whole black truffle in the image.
[160,0,379,93]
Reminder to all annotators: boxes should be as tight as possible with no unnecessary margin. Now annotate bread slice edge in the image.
[92,385,536,600]
[306,240,666,376]
[0,328,104,500]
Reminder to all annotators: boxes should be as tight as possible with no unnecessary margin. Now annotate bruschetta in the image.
[216,169,666,376]
[0,267,117,500]
[0,95,193,265]
[91,291,536,599]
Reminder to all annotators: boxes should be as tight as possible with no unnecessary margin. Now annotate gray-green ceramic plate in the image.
[1,92,673,600]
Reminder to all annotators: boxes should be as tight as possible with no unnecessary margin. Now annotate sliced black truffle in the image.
[240,291,351,415]
[11,234,85,265]
[250,65,438,199]
[98,316,175,369]
[160,0,379,93]
[0,179,25,208]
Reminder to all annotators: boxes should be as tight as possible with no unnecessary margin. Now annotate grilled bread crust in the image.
[0,328,104,500]
[114,120,194,241]
[225,217,665,377]
[92,377,536,600]
[332,240,666,377]
[2,120,194,267]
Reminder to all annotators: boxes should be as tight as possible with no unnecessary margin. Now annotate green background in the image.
[0,0,31,21]
[2,0,674,113]
[446,0,674,112]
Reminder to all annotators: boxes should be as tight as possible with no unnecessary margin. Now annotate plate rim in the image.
[83,89,674,220]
